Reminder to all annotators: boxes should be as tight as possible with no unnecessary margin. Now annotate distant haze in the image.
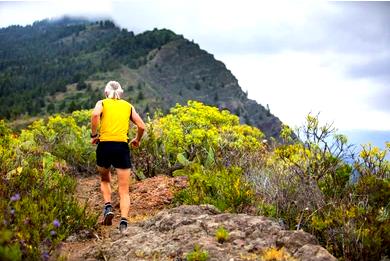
[343,130,389,150]
[0,1,389,144]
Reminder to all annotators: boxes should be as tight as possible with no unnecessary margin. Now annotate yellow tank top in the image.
[99,98,132,142]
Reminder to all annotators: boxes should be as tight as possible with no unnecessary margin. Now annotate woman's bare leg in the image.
[98,166,112,204]
[116,168,131,218]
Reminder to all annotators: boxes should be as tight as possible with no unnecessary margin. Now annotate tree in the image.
[59,101,66,112]
[144,104,150,114]
[76,81,87,90]
[47,103,55,113]
[137,91,144,101]
[67,101,77,113]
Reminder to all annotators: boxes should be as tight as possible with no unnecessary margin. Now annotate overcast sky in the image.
[1,0,390,134]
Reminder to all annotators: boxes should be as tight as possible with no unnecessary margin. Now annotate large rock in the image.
[84,205,336,261]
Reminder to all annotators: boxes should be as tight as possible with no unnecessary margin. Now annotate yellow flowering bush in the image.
[19,111,96,174]
[132,101,265,177]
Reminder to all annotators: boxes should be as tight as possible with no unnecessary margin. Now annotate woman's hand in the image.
[130,138,140,148]
[91,137,99,145]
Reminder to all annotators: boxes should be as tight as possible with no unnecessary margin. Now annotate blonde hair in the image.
[104,81,123,99]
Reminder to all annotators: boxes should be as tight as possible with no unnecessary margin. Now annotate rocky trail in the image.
[56,174,187,260]
[55,174,336,261]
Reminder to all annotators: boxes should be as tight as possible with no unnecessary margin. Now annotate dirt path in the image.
[55,174,187,260]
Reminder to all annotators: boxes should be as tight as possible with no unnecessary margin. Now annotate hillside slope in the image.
[0,17,282,138]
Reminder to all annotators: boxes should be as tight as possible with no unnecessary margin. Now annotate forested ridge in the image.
[0,17,282,138]
[0,18,179,118]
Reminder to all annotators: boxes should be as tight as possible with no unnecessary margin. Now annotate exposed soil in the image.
[55,174,187,261]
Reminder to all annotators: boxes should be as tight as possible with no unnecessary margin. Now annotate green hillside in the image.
[0,17,282,138]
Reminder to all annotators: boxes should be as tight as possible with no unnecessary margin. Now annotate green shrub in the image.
[250,114,390,260]
[0,230,22,261]
[215,226,229,243]
[256,201,277,218]
[174,164,254,213]
[309,173,390,260]
[0,152,98,260]
[0,116,97,260]
[355,143,390,179]
[186,244,208,261]
[262,114,390,260]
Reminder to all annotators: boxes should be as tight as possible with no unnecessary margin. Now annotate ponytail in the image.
[104,81,123,99]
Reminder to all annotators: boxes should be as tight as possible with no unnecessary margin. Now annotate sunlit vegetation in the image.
[260,247,297,261]
[215,226,229,243]
[0,112,97,260]
[186,244,209,261]
[0,101,388,260]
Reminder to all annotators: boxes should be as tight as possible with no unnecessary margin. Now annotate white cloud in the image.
[0,1,112,27]
[220,52,390,131]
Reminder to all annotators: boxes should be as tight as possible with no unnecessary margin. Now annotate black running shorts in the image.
[96,141,132,169]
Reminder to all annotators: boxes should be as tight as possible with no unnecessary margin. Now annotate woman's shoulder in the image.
[119,99,132,107]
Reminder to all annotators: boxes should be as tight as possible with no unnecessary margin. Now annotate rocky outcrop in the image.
[84,205,336,261]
